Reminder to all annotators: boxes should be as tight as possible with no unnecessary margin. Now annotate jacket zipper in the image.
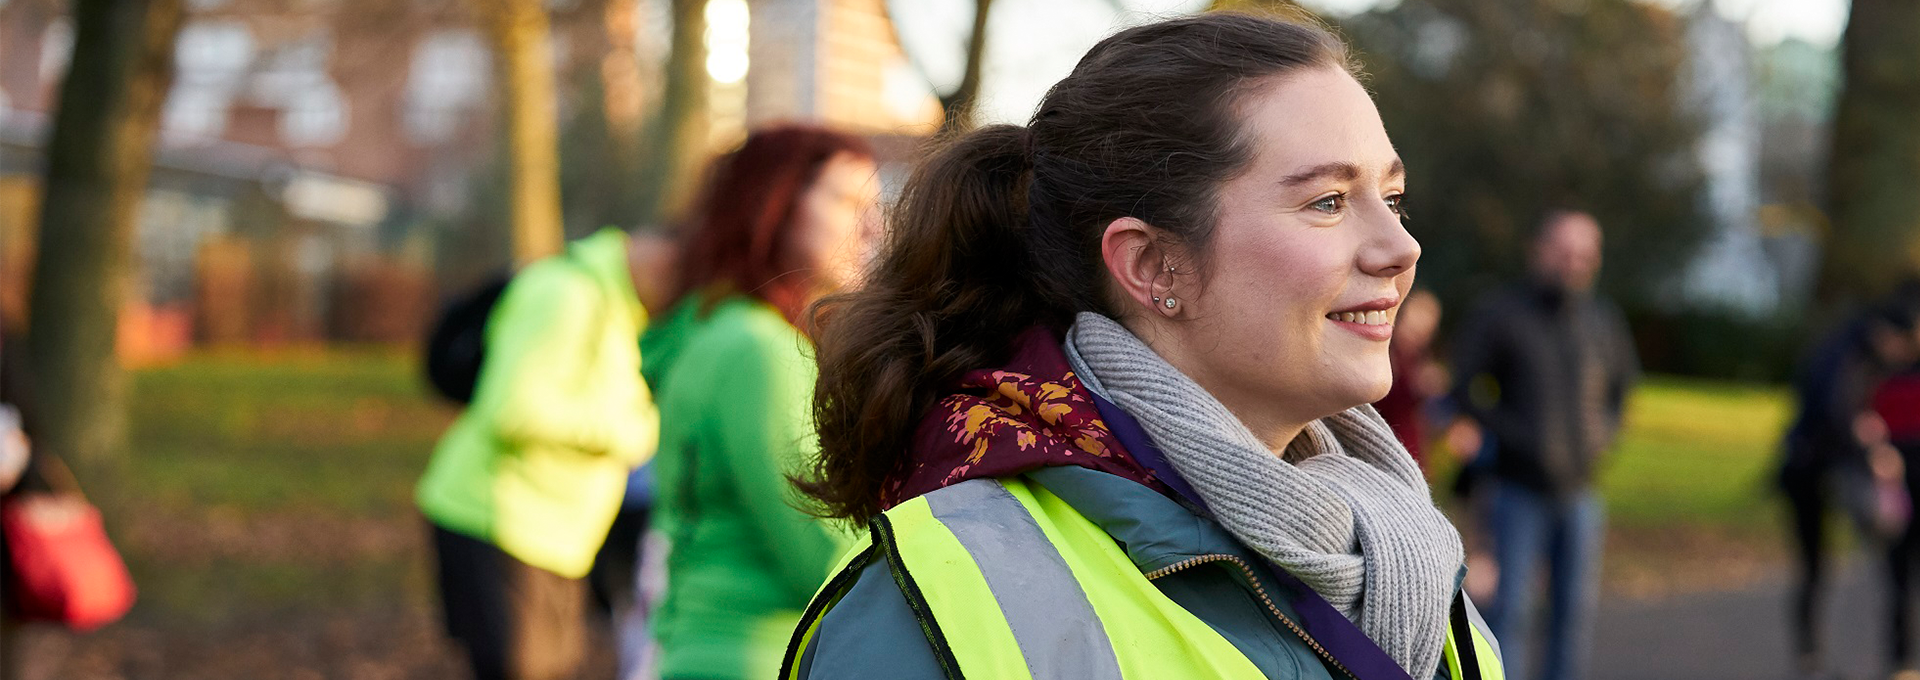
[1145,553,1362,680]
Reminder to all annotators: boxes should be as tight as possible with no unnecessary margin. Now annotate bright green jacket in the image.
[642,293,851,680]
[416,228,658,579]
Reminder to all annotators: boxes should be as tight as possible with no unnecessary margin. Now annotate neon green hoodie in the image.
[643,292,851,680]
[416,228,658,578]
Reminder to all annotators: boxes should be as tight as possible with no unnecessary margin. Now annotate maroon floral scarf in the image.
[880,326,1174,509]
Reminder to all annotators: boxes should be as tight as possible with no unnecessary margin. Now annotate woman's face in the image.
[790,153,882,296]
[1155,66,1419,445]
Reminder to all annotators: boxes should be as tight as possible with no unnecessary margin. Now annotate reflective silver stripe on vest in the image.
[1461,593,1503,669]
[923,479,1125,680]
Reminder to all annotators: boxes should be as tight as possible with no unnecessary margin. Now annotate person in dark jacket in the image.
[1449,211,1639,680]
[1872,361,1920,680]
[1783,297,1920,680]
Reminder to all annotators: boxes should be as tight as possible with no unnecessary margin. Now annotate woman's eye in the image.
[1385,194,1408,218]
[1311,194,1346,214]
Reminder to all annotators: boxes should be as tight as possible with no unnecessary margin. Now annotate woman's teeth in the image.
[1328,311,1390,326]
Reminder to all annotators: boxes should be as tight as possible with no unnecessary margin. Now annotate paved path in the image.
[1577,562,1891,680]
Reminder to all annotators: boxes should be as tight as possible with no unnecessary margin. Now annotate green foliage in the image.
[1630,308,1809,382]
[1340,0,1711,311]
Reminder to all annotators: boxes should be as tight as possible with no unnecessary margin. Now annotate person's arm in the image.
[0,334,49,495]
[706,322,849,602]
[1601,303,1641,443]
[476,267,657,466]
[0,409,27,493]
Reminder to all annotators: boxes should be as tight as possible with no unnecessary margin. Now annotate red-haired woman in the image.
[641,124,879,680]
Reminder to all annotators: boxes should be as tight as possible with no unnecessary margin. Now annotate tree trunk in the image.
[937,0,993,135]
[599,0,645,150]
[636,0,708,224]
[477,0,566,266]
[24,0,183,477]
[1820,0,1920,302]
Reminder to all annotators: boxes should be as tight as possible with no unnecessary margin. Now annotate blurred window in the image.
[405,31,488,145]
[283,82,347,147]
[165,21,254,138]
[39,19,71,83]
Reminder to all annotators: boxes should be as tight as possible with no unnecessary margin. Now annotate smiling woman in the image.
[787,11,1497,680]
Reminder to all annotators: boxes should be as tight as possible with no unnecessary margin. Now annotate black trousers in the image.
[430,523,587,680]
[1783,469,1828,662]
[587,506,650,616]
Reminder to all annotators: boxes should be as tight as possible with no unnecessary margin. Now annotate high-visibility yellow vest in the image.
[784,477,1504,680]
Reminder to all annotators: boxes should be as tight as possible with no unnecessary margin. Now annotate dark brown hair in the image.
[670,124,875,324]
[799,13,1354,523]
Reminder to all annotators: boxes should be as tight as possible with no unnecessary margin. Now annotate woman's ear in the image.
[1101,217,1177,316]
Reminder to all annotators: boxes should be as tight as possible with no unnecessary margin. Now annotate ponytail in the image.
[798,125,1066,524]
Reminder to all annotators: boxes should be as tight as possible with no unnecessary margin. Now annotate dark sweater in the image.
[1784,318,1897,475]
[1448,283,1640,500]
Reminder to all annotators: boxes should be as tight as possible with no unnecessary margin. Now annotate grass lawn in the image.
[1589,377,1797,597]
[1598,375,1792,532]
[59,348,471,679]
[125,347,451,514]
[117,347,456,618]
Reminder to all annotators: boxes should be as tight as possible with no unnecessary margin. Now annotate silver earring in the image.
[1164,297,1177,309]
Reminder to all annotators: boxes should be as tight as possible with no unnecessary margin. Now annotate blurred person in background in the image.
[0,329,54,680]
[1376,288,1447,468]
[1450,210,1639,680]
[641,124,878,680]
[0,331,35,509]
[1872,341,1920,680]
[415,224,664,680]
[1782,291,1920,680]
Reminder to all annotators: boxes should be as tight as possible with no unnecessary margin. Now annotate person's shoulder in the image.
[505,253,601,302]
[695,297,809,358]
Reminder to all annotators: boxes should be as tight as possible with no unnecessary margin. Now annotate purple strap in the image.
[1087,393,1208,513]
[1087,391,1420,680]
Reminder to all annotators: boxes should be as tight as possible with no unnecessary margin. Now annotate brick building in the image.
[0,0,940,358]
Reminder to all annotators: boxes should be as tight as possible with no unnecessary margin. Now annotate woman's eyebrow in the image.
[1279,158,1406,187]
[1279,162,1359,187]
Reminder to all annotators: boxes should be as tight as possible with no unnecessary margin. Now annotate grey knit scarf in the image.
[1063,313,1463,677]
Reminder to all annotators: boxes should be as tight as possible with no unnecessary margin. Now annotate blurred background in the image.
[0,0,1901,677]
